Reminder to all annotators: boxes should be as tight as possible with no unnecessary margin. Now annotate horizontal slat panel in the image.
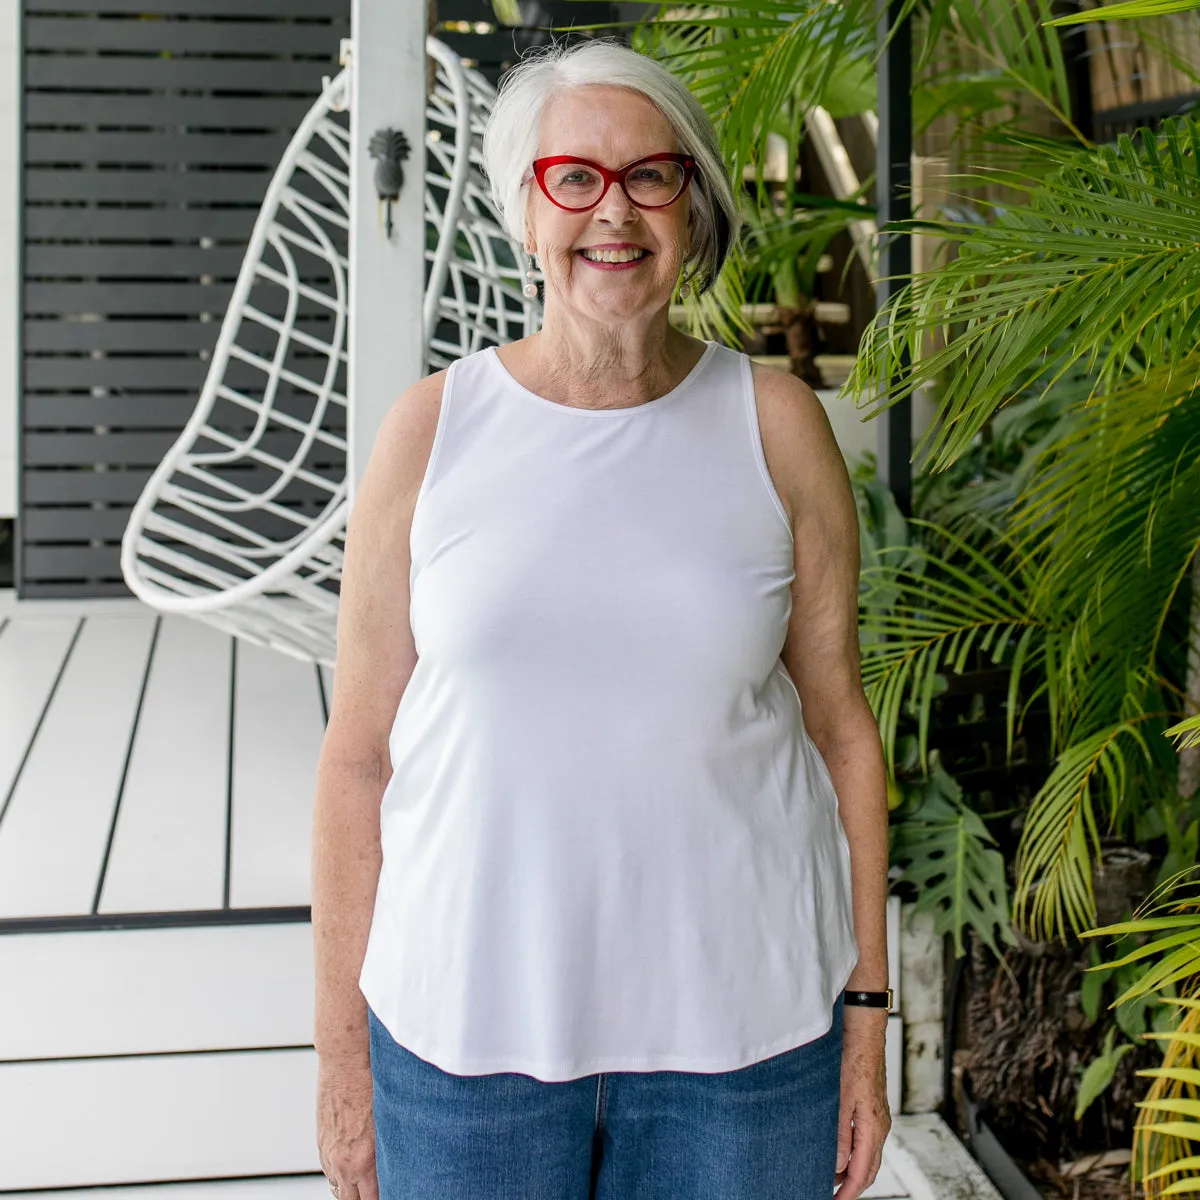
[24,55,333,92]
[24,208,259,239]
[25,282,343,315]
[23,508,133,540]
[26,132,295,166]
[24,428,345,465]
[25,319,336,353]
[24,172,271,203]
[26,93,330,129]
[22,472,153,505]
[25,323,223,354]
[24,394,344,427]
[26,245,247,276]
[26,505,327,553]
[22,394,196,426]
[26,16,342,55]
[18,580,132,598]
[23,545,127,579]
[26,0,345,15]
[21,467,337,505]
[23,359,345,389]
[26,282,236,313]
[23,431,181,465]
[23,361,211,389]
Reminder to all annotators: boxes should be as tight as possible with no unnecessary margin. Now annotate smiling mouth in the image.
[578,248,651,263]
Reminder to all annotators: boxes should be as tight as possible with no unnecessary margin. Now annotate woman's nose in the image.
[594,181,637,224]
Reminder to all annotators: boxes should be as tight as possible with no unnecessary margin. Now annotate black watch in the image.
[842,988,894,1010]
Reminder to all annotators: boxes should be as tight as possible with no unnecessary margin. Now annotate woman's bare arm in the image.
[753,361,891,1200]
[311,369,445,1068]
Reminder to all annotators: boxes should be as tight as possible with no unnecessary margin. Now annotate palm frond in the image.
[1171,713,1200,751]
[859,519,1041,773]
[918,0,1080,139]
[848,117,1200,474]
[1046,0,1200,25]
[1014,721,1151,940]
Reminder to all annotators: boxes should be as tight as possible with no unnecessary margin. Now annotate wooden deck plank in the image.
[99,618,233,914]
[229,640,325,909]
[0,923,313,1061]
[0,1049,319,1189]
[0,614,158,918]
[0,615,80,814]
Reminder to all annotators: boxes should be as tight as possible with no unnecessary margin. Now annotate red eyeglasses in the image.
[523,153,697,212]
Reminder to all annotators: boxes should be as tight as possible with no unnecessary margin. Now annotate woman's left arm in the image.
[754,363,892,1200]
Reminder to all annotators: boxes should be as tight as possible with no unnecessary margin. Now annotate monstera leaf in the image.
[890,758,1015,956]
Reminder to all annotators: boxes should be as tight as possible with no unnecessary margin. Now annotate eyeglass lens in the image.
[543,161,686,209]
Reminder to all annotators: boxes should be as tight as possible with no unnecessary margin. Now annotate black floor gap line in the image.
[92,616,162,915]
[0,617,85,835]
[223,636,237,910]
[315,660,329,726]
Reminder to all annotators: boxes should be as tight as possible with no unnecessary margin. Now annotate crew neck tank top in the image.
[358,339,859,1083]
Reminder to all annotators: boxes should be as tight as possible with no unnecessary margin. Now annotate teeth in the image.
[580,248,647,263]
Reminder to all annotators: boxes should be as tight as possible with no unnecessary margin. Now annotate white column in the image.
[347,0,428,498]
[0,3,19,519]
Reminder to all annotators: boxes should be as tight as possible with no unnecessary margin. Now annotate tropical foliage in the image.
[502,0,1200,1186]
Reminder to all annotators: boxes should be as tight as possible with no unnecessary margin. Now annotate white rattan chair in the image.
[120,37,541,666]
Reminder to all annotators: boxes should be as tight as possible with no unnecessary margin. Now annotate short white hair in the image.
[481,37,740,297]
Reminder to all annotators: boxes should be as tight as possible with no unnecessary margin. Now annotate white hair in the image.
[481,37,740,296]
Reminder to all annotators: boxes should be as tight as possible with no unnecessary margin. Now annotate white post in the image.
[347,0,428,497]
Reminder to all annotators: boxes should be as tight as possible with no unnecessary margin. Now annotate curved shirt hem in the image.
[363,948,861,1083]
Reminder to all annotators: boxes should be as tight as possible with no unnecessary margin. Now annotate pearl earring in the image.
[523,252,539,299]
[679,278,691,299]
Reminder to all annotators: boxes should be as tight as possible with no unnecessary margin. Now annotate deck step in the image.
[3,1180,332,1199]
[0,922,313,1060]
[0,922,318,1190]
[0,1049,319,1189]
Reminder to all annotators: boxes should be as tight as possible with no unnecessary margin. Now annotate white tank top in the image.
[358,339,858,1082]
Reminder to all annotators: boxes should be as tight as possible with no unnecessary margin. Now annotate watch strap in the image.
[842,988,894,1011]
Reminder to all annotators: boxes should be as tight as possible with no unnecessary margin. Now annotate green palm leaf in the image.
[849,118,1200,475]
[860,518,1041,773]
[1046,0,1200,24]
[1015,721,1152,939]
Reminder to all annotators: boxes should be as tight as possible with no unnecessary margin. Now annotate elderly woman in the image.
[312,37,891,1200]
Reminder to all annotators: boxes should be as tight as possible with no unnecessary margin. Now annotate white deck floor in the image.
[0,596,997,1198]
[0,597,327,926]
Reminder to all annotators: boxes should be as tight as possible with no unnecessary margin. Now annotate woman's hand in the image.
[317,1057,379,1200]
[835,1007,892,1199]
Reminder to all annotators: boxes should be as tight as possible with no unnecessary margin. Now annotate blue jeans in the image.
[367,997,844,1199]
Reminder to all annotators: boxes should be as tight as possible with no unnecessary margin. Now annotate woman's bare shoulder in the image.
[747,359,845,530]
[369,367,450,506]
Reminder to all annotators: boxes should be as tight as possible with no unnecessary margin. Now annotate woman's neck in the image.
[516,312,701,410]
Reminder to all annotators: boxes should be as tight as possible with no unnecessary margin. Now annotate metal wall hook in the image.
[368,127,412,239]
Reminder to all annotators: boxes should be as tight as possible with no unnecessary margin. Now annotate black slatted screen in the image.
[20,0,351,596]
[20,1,617,597]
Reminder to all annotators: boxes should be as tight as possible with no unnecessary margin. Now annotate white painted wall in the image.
[0,5,18,519]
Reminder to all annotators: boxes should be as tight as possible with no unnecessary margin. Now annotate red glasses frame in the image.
[524,153,697,212]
